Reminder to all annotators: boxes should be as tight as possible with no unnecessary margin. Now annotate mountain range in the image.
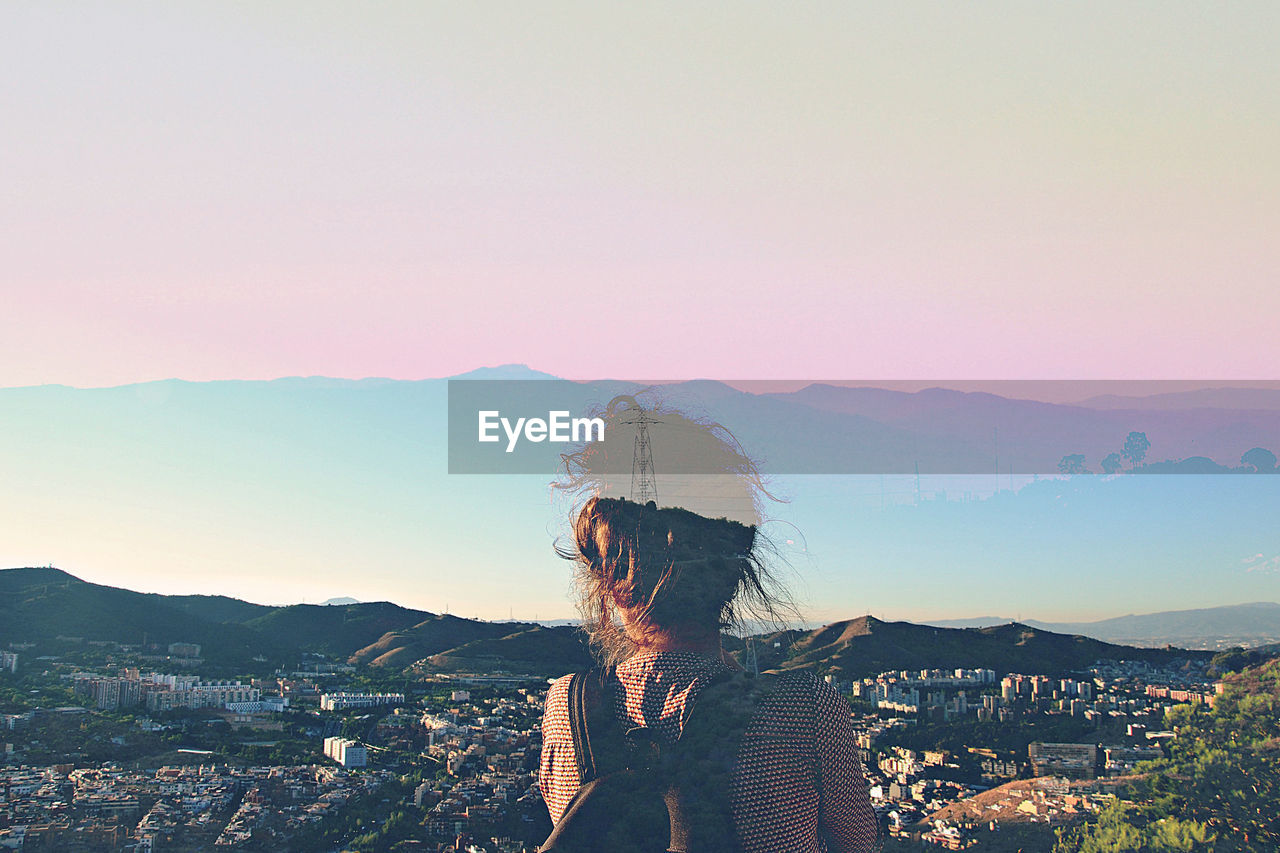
[6,370,1279,480]
[925,602,1280,648]
[730,617,1201,680]
[0,567,1224,679]
[5,370,1277,624]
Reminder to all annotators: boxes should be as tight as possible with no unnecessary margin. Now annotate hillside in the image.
[0,568,430,666]
[0,567,268,660]
[739,616,1207,679]
[156,593,275,624]
[0,568,1213,677]
[348,614,537,669]
[415,625,594,676]
[1,567,589,674]
[243,601,433,657]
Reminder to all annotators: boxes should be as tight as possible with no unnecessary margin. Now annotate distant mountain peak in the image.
[0,566,82,588]
[447,364,559,380]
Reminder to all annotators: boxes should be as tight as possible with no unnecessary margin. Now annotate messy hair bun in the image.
[554,394,793,664]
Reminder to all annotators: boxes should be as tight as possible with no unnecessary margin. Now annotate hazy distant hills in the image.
[1073,388,1280,412]
[762,383,1280,474]
[926,602,1280,650]
[1,568,1211,678]
[4,373,1278,480]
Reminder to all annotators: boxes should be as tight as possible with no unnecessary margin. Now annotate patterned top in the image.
[540,650,879,852]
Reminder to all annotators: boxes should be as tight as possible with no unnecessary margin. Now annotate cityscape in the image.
[2,568,1271,852]
[8,2,1279,850]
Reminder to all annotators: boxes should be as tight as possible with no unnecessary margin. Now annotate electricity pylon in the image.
[620,406,659,504]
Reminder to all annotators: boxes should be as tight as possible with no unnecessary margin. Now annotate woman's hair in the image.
[554,394,793,665]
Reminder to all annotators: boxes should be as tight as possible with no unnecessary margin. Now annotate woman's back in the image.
[540,650,880,853]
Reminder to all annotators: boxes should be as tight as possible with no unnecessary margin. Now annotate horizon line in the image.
[6,371,1280,401]
[3,565,1275,630]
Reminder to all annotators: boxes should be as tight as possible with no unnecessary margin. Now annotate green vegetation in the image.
[288,772,420,851]
[0,671,82,712]
[420,624,593,675]
[348,806,420,852]
[1208,645,1278,678]
[1055,657,1280,852]
[1055,802,1214,852]
[885,823,1058,853]
[243,601,433,658]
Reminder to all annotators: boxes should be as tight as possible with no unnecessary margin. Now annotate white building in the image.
[323,736,367,768]
[144,680,260,712]
[319,692,404,712]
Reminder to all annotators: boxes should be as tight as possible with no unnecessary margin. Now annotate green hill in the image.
[243,601,432,657]
[0,567,270,662]
[348,614,532,668]
[0,567,430,665]
[418,625,593,676]
[0,567,1213,678]
[737,616,1207,679]
[157,593,274,624]
[1,567,583,672]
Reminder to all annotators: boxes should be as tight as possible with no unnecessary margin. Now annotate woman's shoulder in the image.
[736,670,852,722]
[749,668,825,698]
[541,673,577,740]
[768,669,846,697]
[547,672,575,701]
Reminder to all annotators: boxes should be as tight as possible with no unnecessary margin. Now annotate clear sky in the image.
[4,3,1278,386]
[3,5,1279,624]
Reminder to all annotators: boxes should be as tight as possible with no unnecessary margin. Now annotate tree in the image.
[1241,447,1277,473]
[1122,431,1151,468]
[1058,454,1089,475]
[1101,452,1123,475]
[1210,647,1254,676]
[1063,657,1280,851]
[1055,801,1217,852]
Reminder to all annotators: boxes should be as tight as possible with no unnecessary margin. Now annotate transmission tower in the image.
[620,406,659,504]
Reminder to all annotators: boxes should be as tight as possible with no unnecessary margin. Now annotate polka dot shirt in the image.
[540,650,879,852]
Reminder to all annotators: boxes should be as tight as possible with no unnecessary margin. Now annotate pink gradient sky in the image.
[4,4,1278,388]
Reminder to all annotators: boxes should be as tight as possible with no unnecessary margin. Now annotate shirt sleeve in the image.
[539,673,579,825]
[813,681,879,853]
